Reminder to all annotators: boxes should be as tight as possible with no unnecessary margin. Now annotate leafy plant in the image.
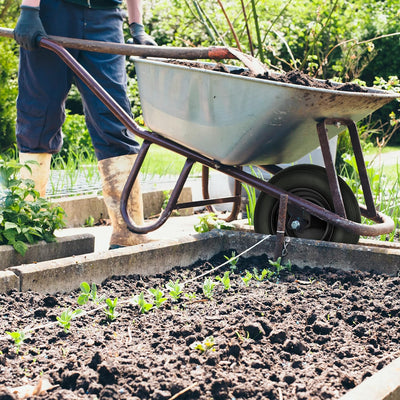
[56,308,82,333]
[166,279,184,301]
[0,159,65,255]
[184,292,197,300]
[202,277,216,299]
[216,271,231,291]
[0,37,18,152]
[84,216,95,227]
[148,288,167,308]
[194,213,233,233]
[6,330,25,354]
[242,166,265,226]
[242,270,253,286]
[269,257,292,275]
[253,267,274,281]
[77,282,105,306]
[191,336,216,354]
[132,292,154,314]
[224,251,239,271]
[104,297,119,321]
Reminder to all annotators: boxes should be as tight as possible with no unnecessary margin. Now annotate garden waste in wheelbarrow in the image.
[134,58,397,166]
[18,38,400,247]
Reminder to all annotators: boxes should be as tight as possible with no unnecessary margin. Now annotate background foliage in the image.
[1,0,400,155]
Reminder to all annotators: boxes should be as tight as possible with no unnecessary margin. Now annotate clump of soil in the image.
[167,60,369,93]
[0,252,399,399]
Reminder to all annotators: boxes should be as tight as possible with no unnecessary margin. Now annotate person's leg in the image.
[16,0,80,196]
[75,7,148,247]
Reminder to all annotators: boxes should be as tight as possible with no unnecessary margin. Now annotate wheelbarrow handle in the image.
[0,26,236,60]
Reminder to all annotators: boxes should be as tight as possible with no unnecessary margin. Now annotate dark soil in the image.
[167,60,369,93]
[1,252,400,400]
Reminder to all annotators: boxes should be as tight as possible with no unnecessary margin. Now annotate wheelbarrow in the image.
[3,30,399,247]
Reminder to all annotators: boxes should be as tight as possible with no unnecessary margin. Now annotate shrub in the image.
[0,37,18,151]
[0,158,65,255]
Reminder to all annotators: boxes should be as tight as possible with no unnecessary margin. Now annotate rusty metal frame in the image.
[201,166,242,222]
[40,39,395,238]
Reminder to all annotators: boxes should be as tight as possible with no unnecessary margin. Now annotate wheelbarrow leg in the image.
[317,120,347,218]
[347,120,377,219]
[121,142,196,233]
[273,194,289,261]
[201,166,242,222]
[318,118,377,220]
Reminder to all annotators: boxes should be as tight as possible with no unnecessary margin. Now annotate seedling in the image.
[104,297,118,321]
[184,292,197,300]
[242,270,253,286]
[236,330,250,342]
[6,330,25,354]
[253,267,274,281]
[191,336,216,354]
[216,271,231,291]
[202,277,216,299]
[77,282,105,306]
[224,251,239,272]
[56,308,83,333]
[166,279,184,301]
[132,292,154,313]
[148,288,167,308]
[268,257,292,275]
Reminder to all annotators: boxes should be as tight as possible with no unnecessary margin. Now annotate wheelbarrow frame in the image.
[40,38,395,240]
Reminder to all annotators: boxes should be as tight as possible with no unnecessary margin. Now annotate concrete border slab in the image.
[52,187,193,227]
[0,233,95,271]
[4,230,400,294]
[8,231,227,294]
[0,270,19,292]
[340,357,400,400]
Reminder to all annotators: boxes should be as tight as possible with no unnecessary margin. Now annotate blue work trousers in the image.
[16,0,140,161]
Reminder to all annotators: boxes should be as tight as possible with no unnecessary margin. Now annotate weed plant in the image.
[191,336,216,354]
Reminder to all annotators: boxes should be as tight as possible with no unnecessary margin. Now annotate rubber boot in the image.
[98,154,151,248]
[19,153,52,198]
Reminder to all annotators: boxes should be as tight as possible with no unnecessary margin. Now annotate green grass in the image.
[339,153,400,241]
[46,143,203,197]
[139,143,202,179]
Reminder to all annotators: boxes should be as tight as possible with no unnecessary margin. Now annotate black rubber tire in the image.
[254,164,361,244]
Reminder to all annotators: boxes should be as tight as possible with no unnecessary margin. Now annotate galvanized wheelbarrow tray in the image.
[35,38,400,246]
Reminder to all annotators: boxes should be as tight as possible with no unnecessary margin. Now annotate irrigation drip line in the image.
[182,234,270,285]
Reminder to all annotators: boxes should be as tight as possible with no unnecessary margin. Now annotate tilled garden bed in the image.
[0,251,399,399]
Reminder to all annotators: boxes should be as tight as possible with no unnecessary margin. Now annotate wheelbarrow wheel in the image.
[254,164,361,244]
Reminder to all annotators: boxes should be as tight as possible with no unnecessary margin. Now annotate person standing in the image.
[14,0,157,248]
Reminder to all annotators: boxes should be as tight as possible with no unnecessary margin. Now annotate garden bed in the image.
[1,250,399,399]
